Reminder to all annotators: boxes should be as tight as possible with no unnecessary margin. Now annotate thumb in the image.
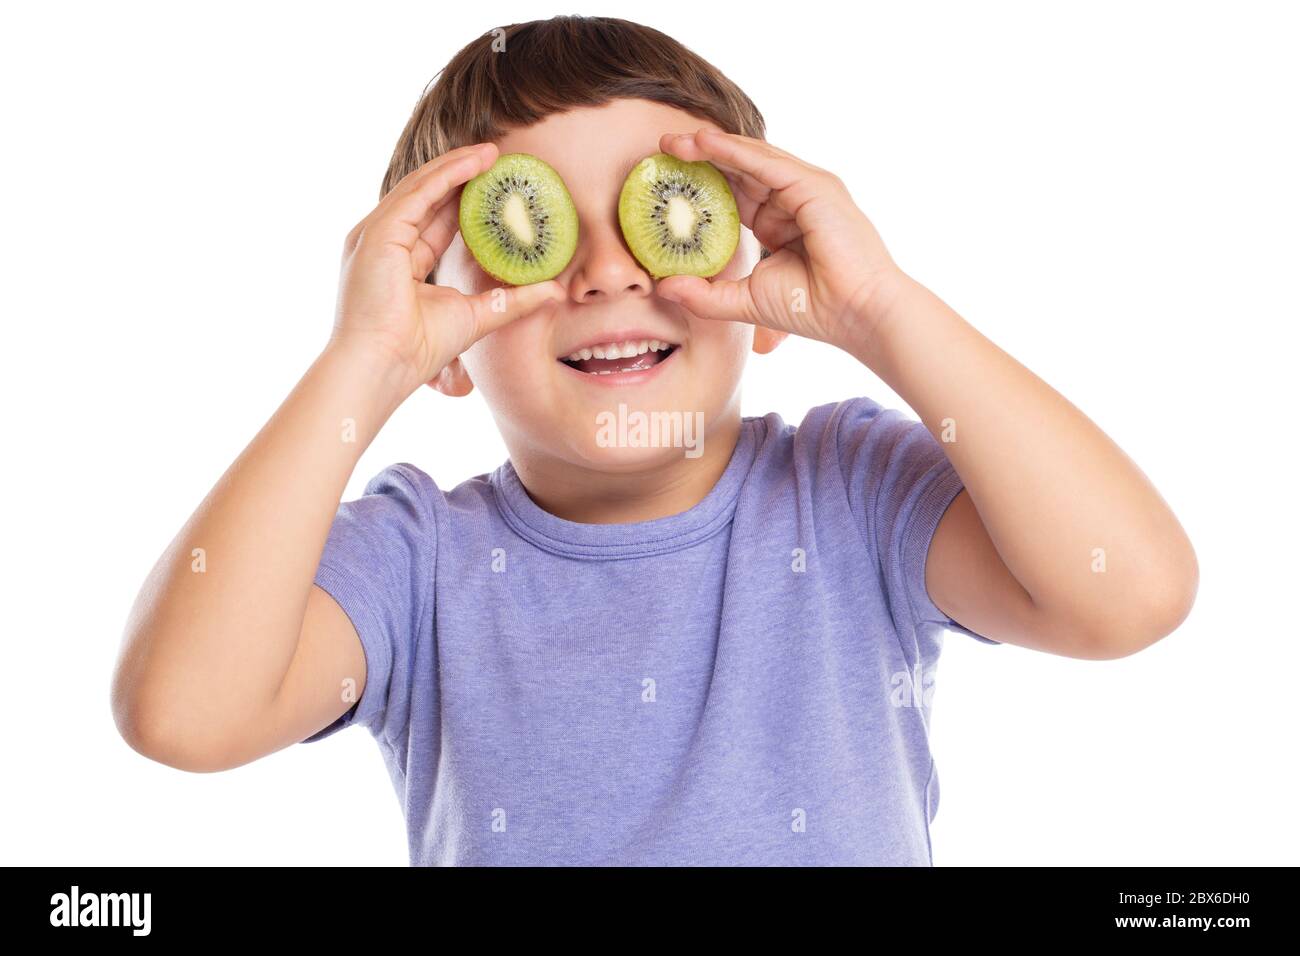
[468,280,567,338]
[655,275,758,324]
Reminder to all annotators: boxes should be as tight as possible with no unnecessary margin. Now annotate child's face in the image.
[434,98,779,471]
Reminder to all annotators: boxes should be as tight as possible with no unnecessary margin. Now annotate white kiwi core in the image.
[665,195,697,239]
[502,193,535,246]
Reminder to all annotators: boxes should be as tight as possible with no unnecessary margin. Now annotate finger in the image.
[665,128,810,189]
[655,134,789,259]
[662,129,835,225]
[660,131,771,207]
[359,148,497,270]
[411,198,461,279]
[751,205,803,251]
[707,167,764,233]
[410,234,437,283]
[659,130,795,195]
[382,142,497,213]
[466,279,568,339]
[655,274,760,325]
[658,132,798,243]
[386,145,496,232]
[690,128,821,175]
[723,168,771,211]
[345,144,498,259]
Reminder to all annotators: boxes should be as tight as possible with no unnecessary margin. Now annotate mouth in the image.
[558,337,680,376]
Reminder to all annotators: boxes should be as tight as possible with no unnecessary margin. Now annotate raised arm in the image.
[112,143,565,771]
[649,127,1197,659]
[855,274,1198,659]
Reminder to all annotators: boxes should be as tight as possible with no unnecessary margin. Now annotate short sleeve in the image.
[835,396,1001,645]
[299,463,438,743]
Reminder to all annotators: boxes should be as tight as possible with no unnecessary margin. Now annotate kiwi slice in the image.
[618,153,740,279]
[459,153,578,284]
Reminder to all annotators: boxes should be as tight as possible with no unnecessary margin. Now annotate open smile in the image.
[557,336,680,382]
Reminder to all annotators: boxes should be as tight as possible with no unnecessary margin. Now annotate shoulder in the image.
[751,395,896,443]
[736,397,918,513]
[748,396,905,471]
[327,463,449,547]
[358,462,436,499]
[806,395,901,446]
[345,461,525,545]
[352,462,441,514]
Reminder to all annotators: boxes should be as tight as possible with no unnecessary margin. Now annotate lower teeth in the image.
[565,346,674,374]
[597,361,652,374]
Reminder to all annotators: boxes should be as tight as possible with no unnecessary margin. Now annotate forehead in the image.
[494,99,723,193]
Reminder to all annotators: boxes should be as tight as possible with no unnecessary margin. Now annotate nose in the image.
[565,214,653,303]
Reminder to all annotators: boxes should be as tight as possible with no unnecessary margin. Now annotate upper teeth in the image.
[565,339,673,362]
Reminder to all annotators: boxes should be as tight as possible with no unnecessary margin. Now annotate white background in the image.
[2,0,1296,865]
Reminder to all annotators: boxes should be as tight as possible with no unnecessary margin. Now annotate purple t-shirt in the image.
[301,395,1000,865]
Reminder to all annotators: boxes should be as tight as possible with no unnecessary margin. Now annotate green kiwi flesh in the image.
[618,153,740,278]
[459,153,578,285]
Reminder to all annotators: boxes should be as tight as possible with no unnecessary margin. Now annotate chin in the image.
[565,408,712,469]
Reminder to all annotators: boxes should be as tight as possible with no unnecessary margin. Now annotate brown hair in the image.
[380,15,767,199]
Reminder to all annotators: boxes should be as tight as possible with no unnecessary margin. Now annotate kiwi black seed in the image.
[459,153,578,285]
[618,153,740,279]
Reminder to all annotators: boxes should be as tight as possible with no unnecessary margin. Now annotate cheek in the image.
[692,322,754,368]
[461,325,554,405]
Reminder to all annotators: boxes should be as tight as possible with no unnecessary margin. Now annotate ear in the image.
[752,326,787,355]
[427,356,475,397]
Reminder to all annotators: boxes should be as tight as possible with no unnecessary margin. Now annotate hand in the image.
[654,128,904,352]
[329,142,566,396]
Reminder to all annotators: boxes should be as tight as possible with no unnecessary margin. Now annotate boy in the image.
[112,16,1197,865]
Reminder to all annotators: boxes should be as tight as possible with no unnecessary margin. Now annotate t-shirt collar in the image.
[490,416,765,560]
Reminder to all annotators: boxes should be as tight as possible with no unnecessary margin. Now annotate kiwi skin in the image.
[618,153,740,279]
[458,153,579,285]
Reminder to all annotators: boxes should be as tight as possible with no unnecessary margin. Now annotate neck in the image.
[507,411,743,524]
